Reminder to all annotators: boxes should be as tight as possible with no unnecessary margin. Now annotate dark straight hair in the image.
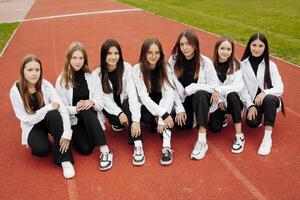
[213,36,240,75]
[100,38,124,95]
[139,38,172,92]
[171,29,201,79]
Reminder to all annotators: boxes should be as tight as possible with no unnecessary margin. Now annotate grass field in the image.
[0,22,19,55]
[118,0,300,65]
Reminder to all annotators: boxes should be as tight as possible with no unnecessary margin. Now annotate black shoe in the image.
[112,125,124,132]
[160,147,173,165]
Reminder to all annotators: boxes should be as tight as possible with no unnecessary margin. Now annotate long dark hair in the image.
[213,36,240,75]
[100,38,124,95]
[19,54,44,114]
[241,33,271,89]
[139,38,172,92]
[171,29,201,79]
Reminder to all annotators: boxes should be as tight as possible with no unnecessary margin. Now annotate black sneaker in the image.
[112,125,124,132]
[99,151,113,171]
[160,147,173,165]
[222,114,228,127]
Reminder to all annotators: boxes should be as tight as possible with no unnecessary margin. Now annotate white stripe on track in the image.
[210,144,268,200]
[67,179,78,200]
[21,8,142,22]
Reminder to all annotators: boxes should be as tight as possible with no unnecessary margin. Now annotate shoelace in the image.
[101,152,110,162]
[162,148,174,156]
[135,147,143,156]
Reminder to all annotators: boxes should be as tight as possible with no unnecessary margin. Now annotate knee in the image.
[31,144,51,157]
[227,92,240,103]
[194,90,207,100]
[263,95,278,108]
[47,110,61,121]
[79,109,96,117]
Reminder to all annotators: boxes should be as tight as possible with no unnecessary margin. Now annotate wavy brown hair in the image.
[61,42,91,89]
[19,54,44,114]
[213,36,240,75]
[171,29,201,79]
[139,38,172,92]
[100,39,124,95]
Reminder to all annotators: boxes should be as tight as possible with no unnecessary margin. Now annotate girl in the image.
[208,36,245,153]
[10,54,75,179]
[240,33,284,156]
[168,29,219,160]
[55,42,113,170]
[94,38,143,166]
[132,38,174,165]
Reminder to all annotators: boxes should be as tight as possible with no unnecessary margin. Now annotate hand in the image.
[76,100,94,112]
[210,90,220,104]
[59,138,70,154]
[183,89,188,97]
[52,102,60,110]
[218,102,227,111]
[163,115,174,129]
[131,122,141,138]
[247,106,257,120]
[119,112,128,126]
[175,112,187,126]
[255,92,266,106]
[157,124,166,133]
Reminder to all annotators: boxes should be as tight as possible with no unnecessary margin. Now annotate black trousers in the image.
[71,108,106,155]
[27,110,74,164]
[175,90,211,130]
[208,92,243,133]
[246,94,280,128]
[103,99,143,144]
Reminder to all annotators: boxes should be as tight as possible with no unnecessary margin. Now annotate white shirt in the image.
[10,79,72,146]
[94,62,141,122]
[168,54,219,113]
[55,71,106,129]
[240,58,284,109]
[132,63,175,125]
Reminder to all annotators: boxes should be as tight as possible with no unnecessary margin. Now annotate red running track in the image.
[0,0,299,199]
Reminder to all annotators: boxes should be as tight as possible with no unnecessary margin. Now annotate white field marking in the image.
[21,8,142,22]
[209,144,268,200]
[285,107,300,118]
[67,179,78,200]
[0,22,21,58]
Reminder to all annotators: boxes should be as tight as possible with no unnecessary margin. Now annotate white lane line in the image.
[0,22,21,58]
[210,144,268,200]
[21,8,142,22]
[285,107,300,118]
[67,179,78,200]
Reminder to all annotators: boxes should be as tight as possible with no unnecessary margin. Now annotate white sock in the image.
[236,133,244,138]
[198,132,207,143]
[134,140,143,148]
[162,129,171,148]
[100,145,109,154]
[263,130,272,140]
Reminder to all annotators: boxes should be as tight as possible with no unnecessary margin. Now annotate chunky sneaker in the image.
[222,114,228,128]
[99,151,113,171]
[191,141,208,160]
[160,147,173,165]
[258,138,272,156]
[133,146,145,166]
[112,125,124,132]
[61,161,75,179]
[231,135,245,153]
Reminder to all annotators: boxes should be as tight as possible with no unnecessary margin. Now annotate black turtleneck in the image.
[72,69,89,106]
[108,70,122,107]
[217,61,229,83]
[178,57,197,87]
[249,55,264,77]
[149,70,162,104]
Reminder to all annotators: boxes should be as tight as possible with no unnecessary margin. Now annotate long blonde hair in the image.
[61,42,91,89]
[19,54,44,114]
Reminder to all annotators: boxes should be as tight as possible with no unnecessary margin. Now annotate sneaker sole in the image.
[160,159,172,165]
[191,145,208,160]
[231,145,245,154]
[112,127,124,132]
[133,158,145,166]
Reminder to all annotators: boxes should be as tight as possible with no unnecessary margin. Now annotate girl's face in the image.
[179,36,195,60]
[24,61,41,87]
[70,50,85,71]
[146,44,160,69]
[106,46,120,70]
[218,40,232,62]
[250,39,265,57]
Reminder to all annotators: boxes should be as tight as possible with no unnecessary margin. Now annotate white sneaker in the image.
[61,161,75,179]
[133,146,145,166]
[258,138,272,156]
[99,151,113,171]
[112,125,124,132]
[231,134,245,154]
[191,140,208,160]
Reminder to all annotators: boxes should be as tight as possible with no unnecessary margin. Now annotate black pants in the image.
[103,99,143,144]
[208,92,243,133]
[27,110,74,164]
[246,94,280,128]
[72,108,106,155]
[175,90,211,130]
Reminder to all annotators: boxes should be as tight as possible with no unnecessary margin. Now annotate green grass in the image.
[0,22,19,54]
[118,0,300,65]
